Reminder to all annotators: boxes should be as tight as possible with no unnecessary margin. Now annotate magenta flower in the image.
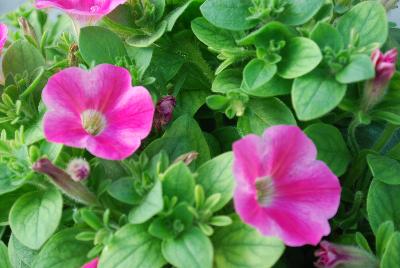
[0,23,8,55]
[315,241,379,268]
[232,125,341,247]
[154,95,176,130]
[82,258,99,268]
[42,64,154,160]
[362,48,398,111]
[35,0,126,26]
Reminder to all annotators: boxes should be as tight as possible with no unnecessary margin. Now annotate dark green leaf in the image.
[161,162,195,203]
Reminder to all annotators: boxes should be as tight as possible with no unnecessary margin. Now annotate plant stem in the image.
[348,118,361,155]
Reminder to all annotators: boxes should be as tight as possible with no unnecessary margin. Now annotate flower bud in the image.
[314,241,379,268]
[381,0,398,11]
[82,258,99,268]
[362,48,398,111]
[18,17,38,46]
[67,158,90,181]
[154,95,176,130]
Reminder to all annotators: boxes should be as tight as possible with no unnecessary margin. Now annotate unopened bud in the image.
[67,158,90,181]
[174,151,199,165]
[18,17,38,46]
[315,241,379,268]
[68,43,79,66]
[154,95,176,130]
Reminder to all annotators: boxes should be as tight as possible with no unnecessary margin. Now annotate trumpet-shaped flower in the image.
[42,64,154,160]
[232,125,341,247]
[35,0,126,26]
[0,23,7,54]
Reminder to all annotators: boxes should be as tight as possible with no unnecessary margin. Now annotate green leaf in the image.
[381,232,400,268]
[175,89,209,116]
[211,69,241,94]
[241,75,292,98]
[0,241,12,268]
[99,224,166,268]
[2,40,45,77]
[10,188,63,249]
[0,186,32,226]
[8,234,38,268]
[238,98,296,135]
[0,164,21,195]
[161,162,195,203]
[376,221,395,258]
[367,180,400,233]
[367,154,400,185]
[292,70,347,121]
[305,123,351,176]
[162,228,213,268]
[107,177,142,205]
[79,26,128,64]
[143,115,211,169]
[165,0,193,31]
[32,228,92,268]
[212,216,284,268]
[336,55,375,84]
[238,21,296,46]
[278,0,325,26]
[196,152,234,211]
[337,1,388,47]
[310,22,343,51]
[191,17,236,50]
[126,20,168,47]
[200,0,257,30]
[370,88,400,125]
[242,59,277,91]
[278,37,322,79]
[129,180,163,224]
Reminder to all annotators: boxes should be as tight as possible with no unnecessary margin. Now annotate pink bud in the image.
[66,158,90,181]
[154,95,176,130]
[362,48,398,111]
[82,258,99,268]
[314,241,378,268]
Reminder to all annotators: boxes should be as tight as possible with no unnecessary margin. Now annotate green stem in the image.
[20,68,45,98]
[372,124,399,153]
[348,118,361,155]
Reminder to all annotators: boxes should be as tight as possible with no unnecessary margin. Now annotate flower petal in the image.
[82,258,99,268]
[35,0,126,15]
[0,23,8,54]
[43,111,88,148]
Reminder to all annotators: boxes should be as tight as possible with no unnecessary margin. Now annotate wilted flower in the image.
[35,0,127,27]
[0,23,7,55]
[315,241,379,268]
[362,48,398,111]
[232,125,341,247]
[67,158,90,181]
[42,64,154,160]
[82,258,99,268]
[154,95,176,130]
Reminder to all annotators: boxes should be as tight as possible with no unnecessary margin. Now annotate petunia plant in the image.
[0,0,400,267]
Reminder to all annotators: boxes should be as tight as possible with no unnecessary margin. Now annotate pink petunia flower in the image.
[82,258,99,268]
[42,64,155,160]
[35,0,127,26]
[232,125,341,247]
[362,48,398,111]
[0,23,7,55]
[314,241,379,268]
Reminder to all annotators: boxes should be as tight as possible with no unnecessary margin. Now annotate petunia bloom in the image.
[362,48,398,111]
[42,64,154,160]
[232,125,341,247]
[35,0,127,26]
[82,258,99,268]
[314,241,379,268]
[0,23,7,55]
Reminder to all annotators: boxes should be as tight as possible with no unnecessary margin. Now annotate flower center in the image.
[81,109,106,136]
[255,176,275,207]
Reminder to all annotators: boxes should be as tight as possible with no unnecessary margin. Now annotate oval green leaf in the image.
[367,154,400,185]
[279,0,325,26]
[242,59,277,91]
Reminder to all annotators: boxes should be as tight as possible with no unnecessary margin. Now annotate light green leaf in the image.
[99,224,166,268]
[10,188,63,250]
[162,228,213,268]
[376,221,395,258]
[279,0,325,26]
[310,22,343,51]
[200,0,257,30]
[278,37,322,79]
[242,59,277,91]
[79,26,127,64]
[127,20,168,47]
[367,154,400,185]
[337,1,388,47]
[161,162,195,203]
[212,216,284,268]
[8,235,38,268]
[107,177,142,205]
[211,69,241,94]
[381,232,400,268]
[32,228,91,268]
[196,152,234,211]
[0,241,12,268]
[238,98,296,135]
[292,70,347,121]
[305,123,351,176]
[336,55,375,84]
